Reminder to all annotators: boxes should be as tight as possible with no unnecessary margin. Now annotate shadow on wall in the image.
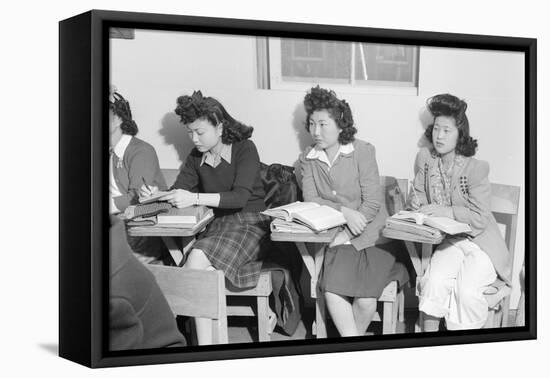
[159,112,195,167]
[291,102,311,189]
[417,106,433,148]
[411,105,434,175]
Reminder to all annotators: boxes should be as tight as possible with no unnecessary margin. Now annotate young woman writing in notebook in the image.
[410,93,511,331]
[109,89,167,264]
[299,86,409,337]
[140,91,271,344]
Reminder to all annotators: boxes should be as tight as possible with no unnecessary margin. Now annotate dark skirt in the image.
[319,240,410,298]
[193,212,271,288]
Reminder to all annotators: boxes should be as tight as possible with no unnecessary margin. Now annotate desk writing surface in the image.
[270,228,339,243]
[127,227,202,237]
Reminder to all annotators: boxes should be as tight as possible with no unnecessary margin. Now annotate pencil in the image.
[142,177,152,193]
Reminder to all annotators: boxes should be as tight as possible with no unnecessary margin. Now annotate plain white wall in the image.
[111,31,525,307]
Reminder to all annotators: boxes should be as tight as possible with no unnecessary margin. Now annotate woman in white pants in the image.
[410,94,511,331]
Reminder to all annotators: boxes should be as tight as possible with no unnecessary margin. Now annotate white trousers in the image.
[418,237,497,330]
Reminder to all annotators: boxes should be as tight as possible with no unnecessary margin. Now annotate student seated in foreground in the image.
[109,215,186,350]
[410,93,511,331]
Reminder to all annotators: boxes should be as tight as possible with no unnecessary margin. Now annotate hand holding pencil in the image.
[139,177,159,198]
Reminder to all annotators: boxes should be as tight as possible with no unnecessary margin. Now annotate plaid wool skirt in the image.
[193,212,271,288]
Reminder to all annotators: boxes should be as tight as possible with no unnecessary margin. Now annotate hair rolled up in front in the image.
[109,92,139,136]
[303,85,356,144]
[174,91,253,144]
[424,93,478,157]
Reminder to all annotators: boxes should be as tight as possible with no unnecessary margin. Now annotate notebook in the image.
[262,201,346,233]
[138,190,172,204]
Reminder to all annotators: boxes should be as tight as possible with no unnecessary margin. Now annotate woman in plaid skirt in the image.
[141,91,270,344]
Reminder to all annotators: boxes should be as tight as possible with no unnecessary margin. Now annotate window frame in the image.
[264,37,420,95]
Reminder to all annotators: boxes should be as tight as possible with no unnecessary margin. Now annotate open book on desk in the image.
[262,201,346,233]
[391,210,471,235]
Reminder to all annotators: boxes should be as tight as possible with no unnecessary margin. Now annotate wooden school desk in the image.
[382,228,444,331]
[127,214,214,266]
[270,228,339,338]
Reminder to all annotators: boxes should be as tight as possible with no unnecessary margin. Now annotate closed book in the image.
[385,218,442,239]
[382,227,443,244]
[155,210,214,230]
[157,205,209,225]
[270,219,327,234]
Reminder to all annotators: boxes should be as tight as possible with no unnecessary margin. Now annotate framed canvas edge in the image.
[58,9,537,369]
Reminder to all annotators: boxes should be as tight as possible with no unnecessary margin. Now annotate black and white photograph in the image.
[7,0,547,376]
[103,19,530,353]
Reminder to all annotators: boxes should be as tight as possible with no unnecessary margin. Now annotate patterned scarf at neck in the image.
[429,151,465,206]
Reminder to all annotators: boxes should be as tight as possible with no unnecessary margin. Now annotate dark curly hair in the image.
[424,93,478,157]
[174,91,253,144]
[303,86,356,144]
[109,92,138,136]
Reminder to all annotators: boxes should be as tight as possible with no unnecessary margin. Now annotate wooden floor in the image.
[226,308,518,344]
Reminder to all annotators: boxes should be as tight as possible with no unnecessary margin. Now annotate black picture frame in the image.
[59,9,537,368]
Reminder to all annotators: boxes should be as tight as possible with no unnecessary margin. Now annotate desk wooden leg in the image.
[161,236,195,266]
[415,311,424,333]
[315,298,327,338]
[404,241,421,279]
[313,243,327,338]
[296,242,327,338]
[403,241,434,333]
[296,242,317,298]
[161,236,184,265]
[421,244,433,277]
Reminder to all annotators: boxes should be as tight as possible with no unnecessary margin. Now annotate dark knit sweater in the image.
[172,139,266,216]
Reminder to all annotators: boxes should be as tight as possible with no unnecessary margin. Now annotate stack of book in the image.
[383,210,471,243]
[262,201,346,233]
[126,204,213,230]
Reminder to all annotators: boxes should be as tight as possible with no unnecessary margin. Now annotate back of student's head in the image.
[110,92,139,136]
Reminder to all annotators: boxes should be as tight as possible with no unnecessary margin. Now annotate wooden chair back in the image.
[490,183,521,260]
[486,183,520,327]
[145,265,228,344]
[380,176,408,215]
